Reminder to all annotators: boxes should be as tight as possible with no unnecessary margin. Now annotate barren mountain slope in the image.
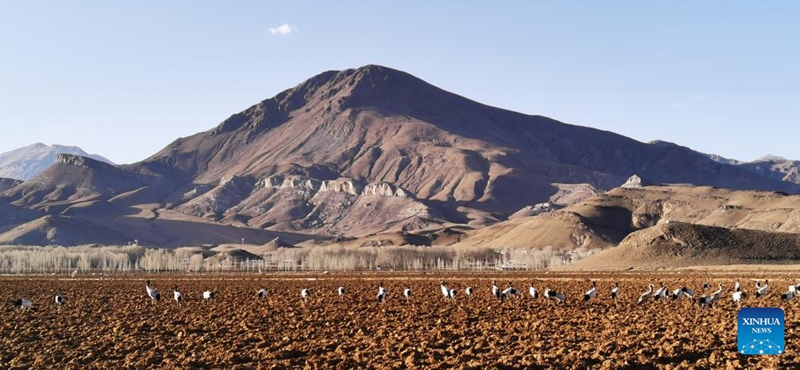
[562,221,800,270]
[1,154,152,212]
[453,183,800,254]
[137,65,799,219]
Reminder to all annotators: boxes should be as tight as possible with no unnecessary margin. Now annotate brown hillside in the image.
[563,221,800,270]
[454,184,800,257]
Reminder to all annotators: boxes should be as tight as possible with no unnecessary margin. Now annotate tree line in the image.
[0,244,597,274]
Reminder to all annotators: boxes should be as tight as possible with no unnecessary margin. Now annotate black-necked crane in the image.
[702,282,711,290]
[173,286,182,305]
[653,283,665,301]
[257,288,267,299]
[491,280,500,299]
[698,295,713,309]
[465,287,473,298]
[660,285,670,301]
[448,287,458,301]
[338,286,345,301]
[699,283,723,309]
[544,288,566,305]
[440,281,451,300]
[55,294,64,307]
[732,287,746,308]
[681,287,695,300]
[403,286,412,303]
[145,280,160,304]
[583,281,597,302]
[756,280,769,298]
[203,290,213,301]
[710,283,723,303]
[501,282,519,300]
[781,284,795,301]
[377,282,387,303]
[637,284,653,305]
[734,279,740,293]
[610,283,620,303]
[301,288,310,305]
[671,287,684,300]
[529,284,539,299]
[14,299,32,310]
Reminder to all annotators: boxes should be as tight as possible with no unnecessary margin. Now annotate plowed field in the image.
[1,272,797,369]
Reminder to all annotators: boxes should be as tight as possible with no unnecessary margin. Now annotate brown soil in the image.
[0,272,797,369]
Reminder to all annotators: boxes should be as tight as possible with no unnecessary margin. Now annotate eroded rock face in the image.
[56,154,94,167]
[362,182,410,198]
[621,174,652,189]
[256,175,410,198]
[509,202,563,219]
[319,178,362,195]
[258,175,320,190]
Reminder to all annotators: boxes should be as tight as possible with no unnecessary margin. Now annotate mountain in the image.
[0,143,113,181]
[3,64,800,246]
[133,65,799,219]
[737,157,800,184]
[703,151,800,185]
[2,154,152,212]
[753,154,788,162]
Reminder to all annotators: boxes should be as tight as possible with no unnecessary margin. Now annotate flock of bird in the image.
[10,278,799,310]
[631,279,797,309]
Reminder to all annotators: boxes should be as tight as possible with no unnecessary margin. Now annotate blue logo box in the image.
[738,307,784,355]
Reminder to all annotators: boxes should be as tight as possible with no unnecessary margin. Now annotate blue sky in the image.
[1,1,798,164]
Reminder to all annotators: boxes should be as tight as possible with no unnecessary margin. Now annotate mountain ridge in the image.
[0,143,113,181]
[3,64,800,247]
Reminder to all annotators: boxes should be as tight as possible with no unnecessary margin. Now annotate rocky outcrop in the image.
[258,175,320,191]
[319,178,363,195]
[362,182,410,198]
[56,153,110,169]
[255,175,409,198]
[509,202,563,219]
[621,174,652,189]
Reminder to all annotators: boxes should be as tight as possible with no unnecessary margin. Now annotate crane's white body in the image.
[584,283,597,301]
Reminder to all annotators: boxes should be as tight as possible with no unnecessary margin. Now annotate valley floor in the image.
[0,272,797,369]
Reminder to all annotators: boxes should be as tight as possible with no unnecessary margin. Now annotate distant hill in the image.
[703,151,800,185]
[562,221,800,270]
[0,143,113,181]
[451,183,800,268]
[737,157,800,185]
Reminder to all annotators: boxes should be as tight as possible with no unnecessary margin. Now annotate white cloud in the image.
[673,94,705,109]
[268,23,296,35]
